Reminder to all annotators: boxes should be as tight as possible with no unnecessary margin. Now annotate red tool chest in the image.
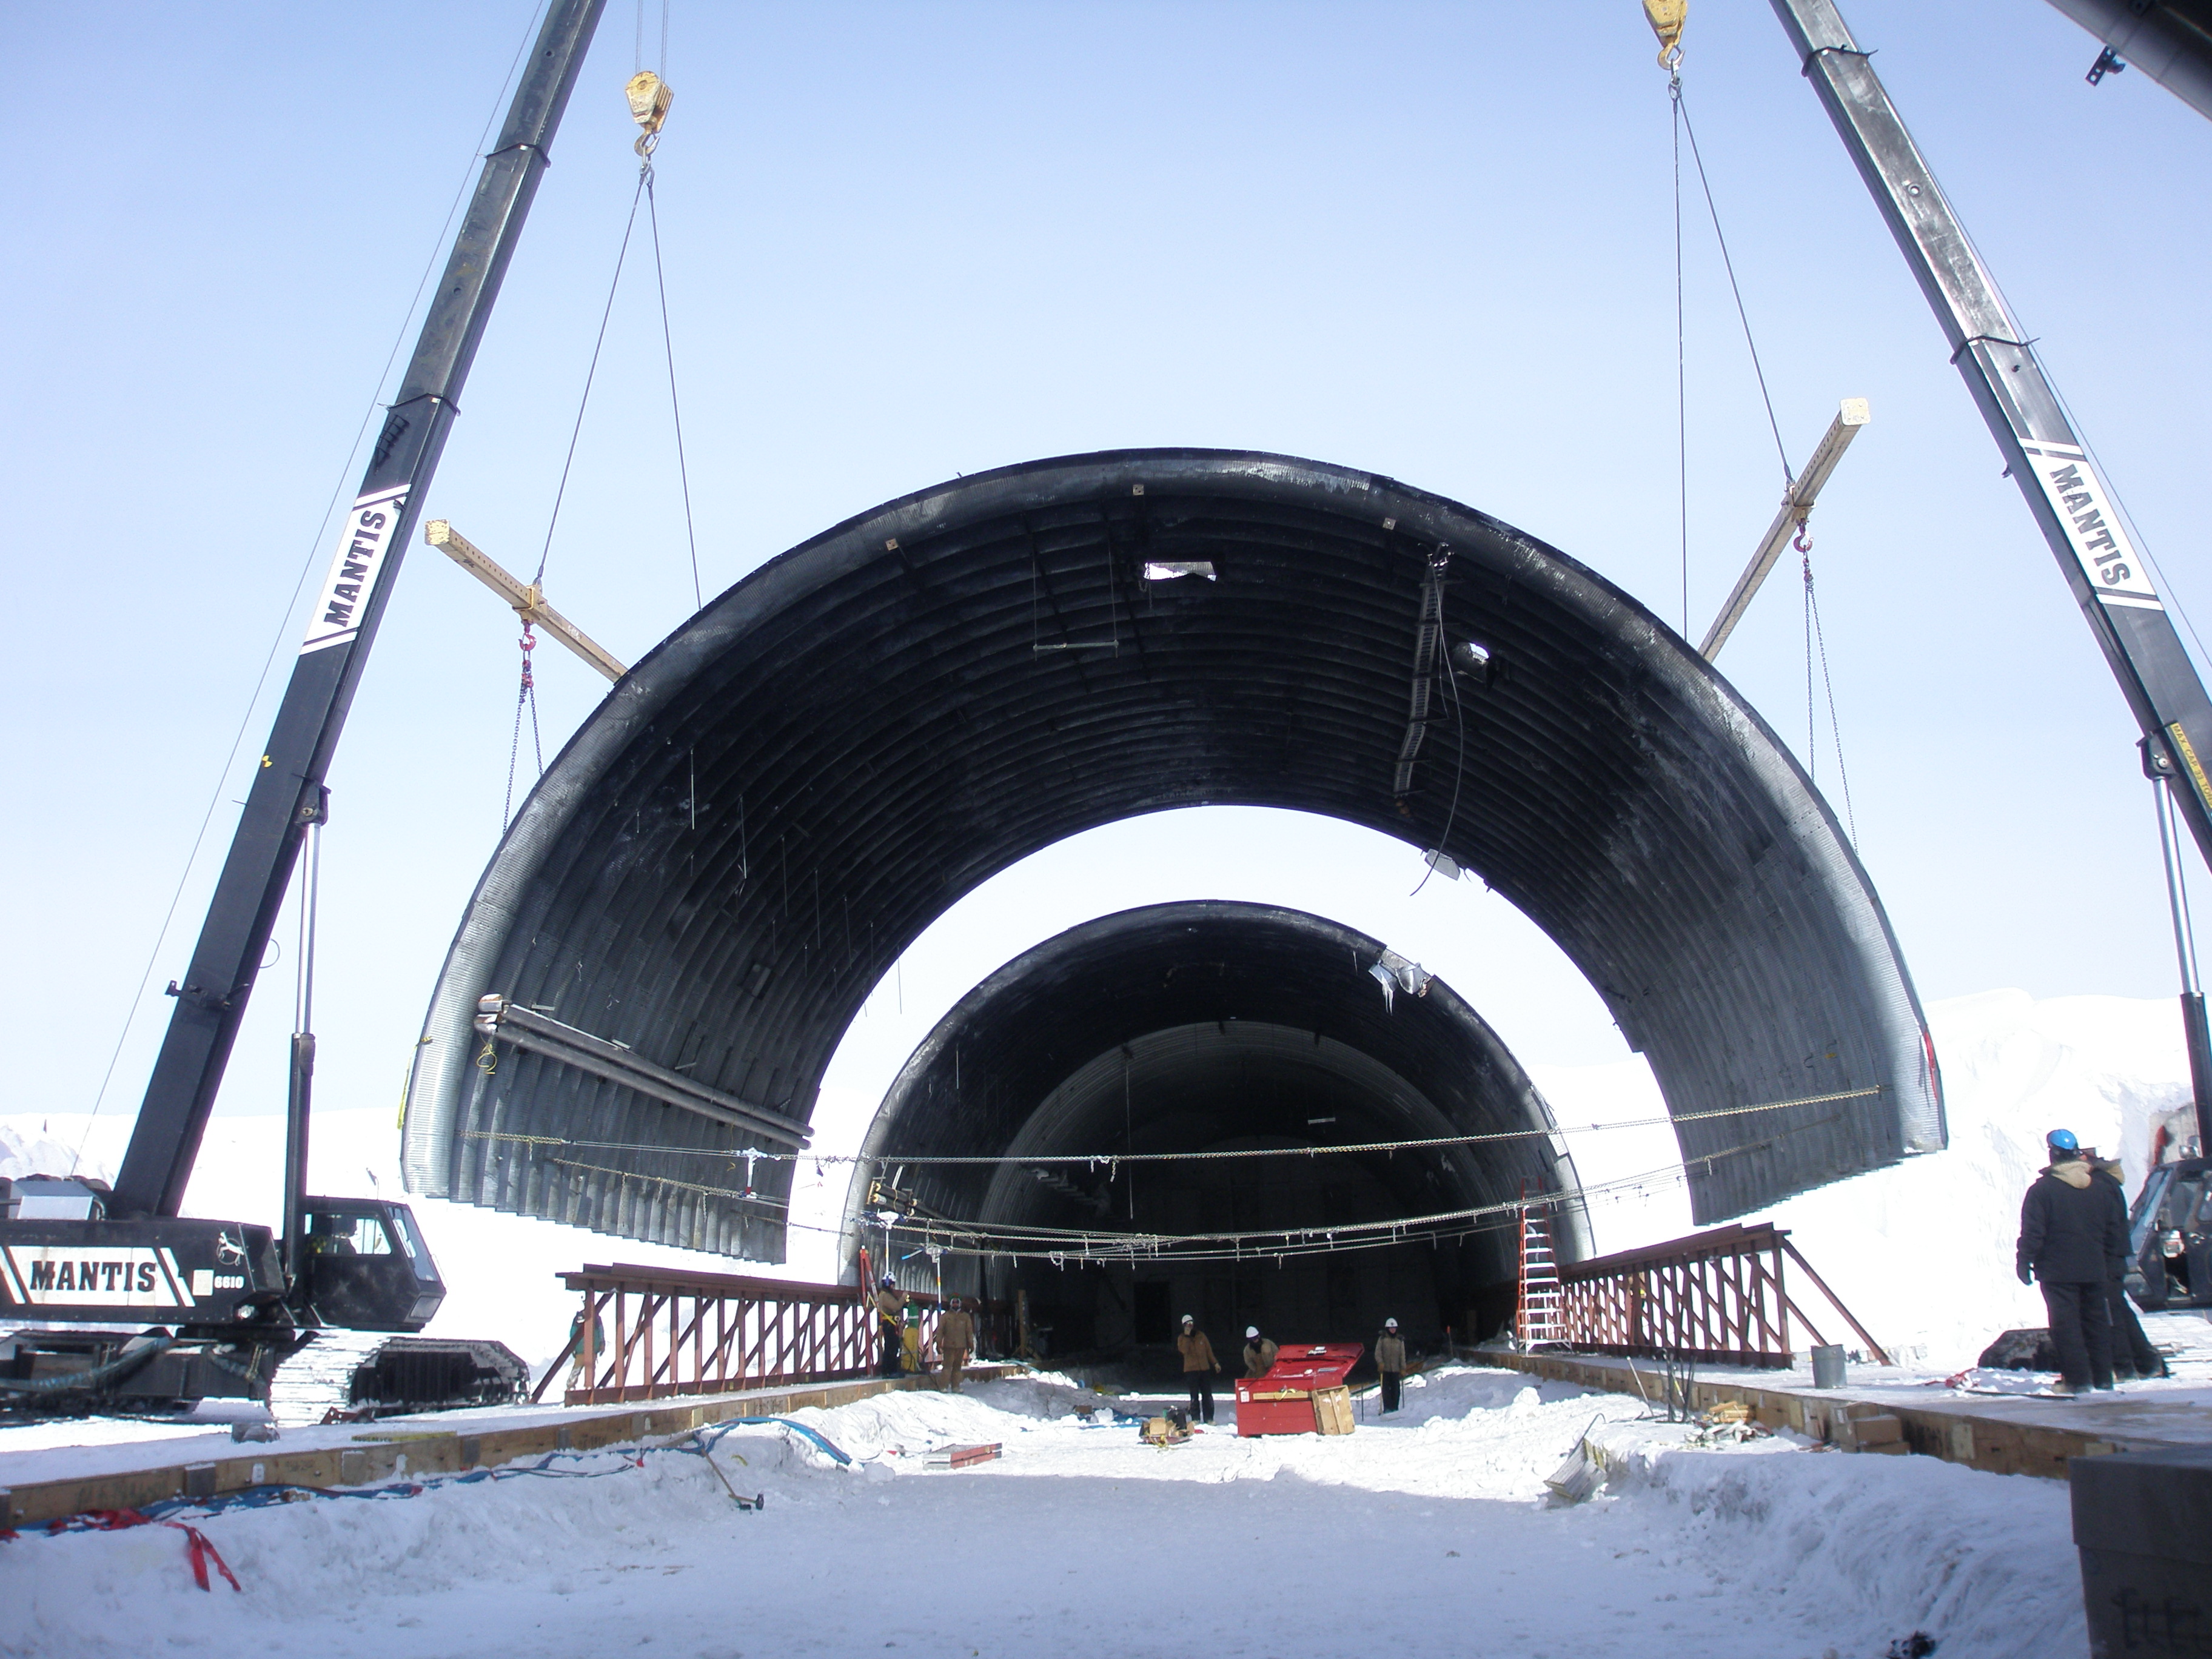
[1234,1342,1364,1436]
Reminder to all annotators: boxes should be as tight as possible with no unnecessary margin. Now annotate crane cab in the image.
[295,1198,445,1332]
[2128,1158,2212,1311]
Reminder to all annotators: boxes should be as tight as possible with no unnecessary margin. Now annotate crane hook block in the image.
[1643,0,1684,68]
[626,70,674,141]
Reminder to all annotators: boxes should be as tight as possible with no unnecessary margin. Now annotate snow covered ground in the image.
[0,1366,2083,1659]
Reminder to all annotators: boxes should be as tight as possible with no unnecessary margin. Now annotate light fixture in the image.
[1142,561,1216,581]
[1423,849,1463,882]
[1450,638,1492,684]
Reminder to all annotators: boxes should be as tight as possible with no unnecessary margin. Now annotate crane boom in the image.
[1769,0,2212,871]
[112,0,609,1218]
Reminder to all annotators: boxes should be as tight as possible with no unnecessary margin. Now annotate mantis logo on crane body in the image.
[301,484,410,654]
[0,1245,204,1309]
[2022,444,2161,612]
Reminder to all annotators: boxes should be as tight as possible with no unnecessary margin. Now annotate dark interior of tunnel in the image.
[849,903,1588,1360]
[969,1027,1521,1357]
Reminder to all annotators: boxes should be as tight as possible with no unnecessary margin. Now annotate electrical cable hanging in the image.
[1409,622,1469,897]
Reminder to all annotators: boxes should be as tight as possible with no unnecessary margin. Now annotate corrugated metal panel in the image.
[401,449,1942,1256]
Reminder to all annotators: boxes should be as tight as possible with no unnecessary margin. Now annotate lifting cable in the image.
[1800,523,1858,843]
[503,41,698,825]
[68,5,549,1173]
[1651,2,1858,840]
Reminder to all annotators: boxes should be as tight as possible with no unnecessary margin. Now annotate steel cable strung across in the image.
[460,1084,1883,1167]
[529,1120,1837,1267]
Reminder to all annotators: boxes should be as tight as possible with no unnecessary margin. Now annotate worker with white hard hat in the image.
[1241,1325,1278,1379]
[1375,1316,1407,1414]
[1176,1313,1221,1423]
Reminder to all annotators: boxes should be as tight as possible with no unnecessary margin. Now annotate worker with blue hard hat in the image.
[2016,1128,2126,1394]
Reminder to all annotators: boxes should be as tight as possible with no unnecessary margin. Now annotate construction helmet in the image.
[1246,1326,1260,1339]
[1384,1318,1399,1329]
[2048,1128,2080,1153]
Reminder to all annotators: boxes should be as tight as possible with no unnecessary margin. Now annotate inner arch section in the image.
[851,902,1590,1347]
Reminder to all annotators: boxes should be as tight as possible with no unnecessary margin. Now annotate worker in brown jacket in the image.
[873,1275,905,1378]
[1375,1317,1407,1414]
[937,1297,976,1393]
[1242,1326,1278,1379]
[1176,1314,1221,1423]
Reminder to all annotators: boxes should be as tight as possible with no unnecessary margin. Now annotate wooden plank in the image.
[1700,398,1871,660]
[423,520,628,682]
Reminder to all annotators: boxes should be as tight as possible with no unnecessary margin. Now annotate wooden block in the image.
[1312,1386,1355,1436]
[1852,1415,1903,1446]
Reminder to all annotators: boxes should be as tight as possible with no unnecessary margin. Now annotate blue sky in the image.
[4,1,2210,1155]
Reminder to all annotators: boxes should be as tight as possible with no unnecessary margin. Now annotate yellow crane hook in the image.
[1643,0,1685,70]
[625,69,674,156]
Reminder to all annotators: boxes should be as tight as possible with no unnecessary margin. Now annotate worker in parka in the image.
[1375,1317,1407,1414]
[937,1296,976,1393]
[2016,1129,2124,1393]
[1242,1326,1278,1379]
[2091,1154,2170,1379]
[873,1275,906,1378]
[1176,1314,1221,1423]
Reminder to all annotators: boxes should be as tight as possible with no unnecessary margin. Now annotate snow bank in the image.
[0,1363,2077,1658]
[1551,988,2204,1369]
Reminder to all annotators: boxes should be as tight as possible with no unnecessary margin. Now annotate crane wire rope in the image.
[68,2,548,1173]
[1661,26,1859,842]
[1673,61,1688,636]
[1801,525,1859,845]
[532,174,647,590]
[645,157,705,612]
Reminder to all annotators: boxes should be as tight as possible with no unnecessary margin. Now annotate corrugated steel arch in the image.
[846,902,1594,1304]
[401,447,1942,1261]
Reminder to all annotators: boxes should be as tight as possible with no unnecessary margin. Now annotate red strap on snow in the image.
[170,1522,241,1593]
[42,1507,240,1591]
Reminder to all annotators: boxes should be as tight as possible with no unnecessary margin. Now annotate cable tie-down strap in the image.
[35,1509,241,1592]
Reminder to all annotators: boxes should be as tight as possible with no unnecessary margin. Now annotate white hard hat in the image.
[1246,1326,1260,1339]
[1181,1313,1195,1324]
[1384,1318,1398,1329]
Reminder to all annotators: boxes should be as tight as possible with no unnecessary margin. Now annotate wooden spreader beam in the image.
[424,518,628,682]
[1699,398,1869,662]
